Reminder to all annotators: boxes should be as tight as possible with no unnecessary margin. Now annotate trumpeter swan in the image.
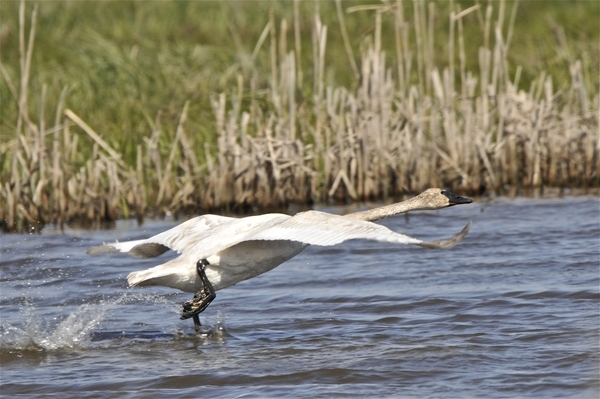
[88,188,472,330]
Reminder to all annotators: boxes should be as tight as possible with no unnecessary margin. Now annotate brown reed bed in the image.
[1,1,598,232]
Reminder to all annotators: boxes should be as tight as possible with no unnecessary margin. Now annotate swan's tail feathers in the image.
[418,221,472,249]
[127,268,169,288]
[87,240,169,259]
[127,269,152,287]
[127,259,199,293]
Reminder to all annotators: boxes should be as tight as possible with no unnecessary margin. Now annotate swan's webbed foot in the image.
[180,259,216,332]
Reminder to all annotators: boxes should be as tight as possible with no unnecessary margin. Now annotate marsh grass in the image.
[1,0,598,232]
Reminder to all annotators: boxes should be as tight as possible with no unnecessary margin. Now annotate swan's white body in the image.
[88,188,472,294]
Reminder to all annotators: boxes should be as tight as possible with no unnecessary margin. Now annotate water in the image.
[1,196,598,398]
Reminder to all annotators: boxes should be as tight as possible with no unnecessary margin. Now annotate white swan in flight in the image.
[88,188,472,330]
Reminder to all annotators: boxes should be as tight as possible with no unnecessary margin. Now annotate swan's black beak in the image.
[441,190,473,206]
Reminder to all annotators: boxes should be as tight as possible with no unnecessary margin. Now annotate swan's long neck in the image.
[345,195,426,222]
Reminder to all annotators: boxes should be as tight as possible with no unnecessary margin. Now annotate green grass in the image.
[0,0,598,231]
[2,0,597,163]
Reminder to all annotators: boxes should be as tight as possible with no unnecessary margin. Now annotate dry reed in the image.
[1,0,598,232]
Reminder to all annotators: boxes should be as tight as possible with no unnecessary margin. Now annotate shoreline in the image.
[7,187,598,234]
[2,1,598,233]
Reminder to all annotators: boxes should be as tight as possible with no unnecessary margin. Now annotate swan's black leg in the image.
[192,314,201,331]
[181,259,216,332]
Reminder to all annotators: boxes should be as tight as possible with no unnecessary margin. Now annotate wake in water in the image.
[0,294,229,351]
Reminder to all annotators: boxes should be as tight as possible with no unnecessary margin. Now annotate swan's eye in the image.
[440,190,446,195]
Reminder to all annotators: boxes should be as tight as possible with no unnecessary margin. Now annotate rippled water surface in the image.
[1,196,599,398]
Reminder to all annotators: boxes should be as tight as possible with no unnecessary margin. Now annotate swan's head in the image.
[416,188,473,210]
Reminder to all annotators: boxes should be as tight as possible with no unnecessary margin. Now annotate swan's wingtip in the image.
[86,244,120,255]
[418,220,472,250]
[463,220,472,233]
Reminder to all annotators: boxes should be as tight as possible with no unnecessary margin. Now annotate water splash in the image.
[0,293,179,351]
[1,298,111,351]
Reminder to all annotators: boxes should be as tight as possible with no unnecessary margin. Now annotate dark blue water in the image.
[1,196,598,398]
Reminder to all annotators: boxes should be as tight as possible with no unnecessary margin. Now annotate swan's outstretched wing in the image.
[89,210,470,262]
[87,214,237,258]
[247,210,470,249]
[417,221,471,249]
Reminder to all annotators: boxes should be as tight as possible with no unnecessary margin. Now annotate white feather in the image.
[89,189,472,294]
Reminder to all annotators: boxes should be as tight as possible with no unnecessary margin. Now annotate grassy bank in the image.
[1,0,598,232]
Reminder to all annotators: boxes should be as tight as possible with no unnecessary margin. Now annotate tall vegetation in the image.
[1,0,598,232]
